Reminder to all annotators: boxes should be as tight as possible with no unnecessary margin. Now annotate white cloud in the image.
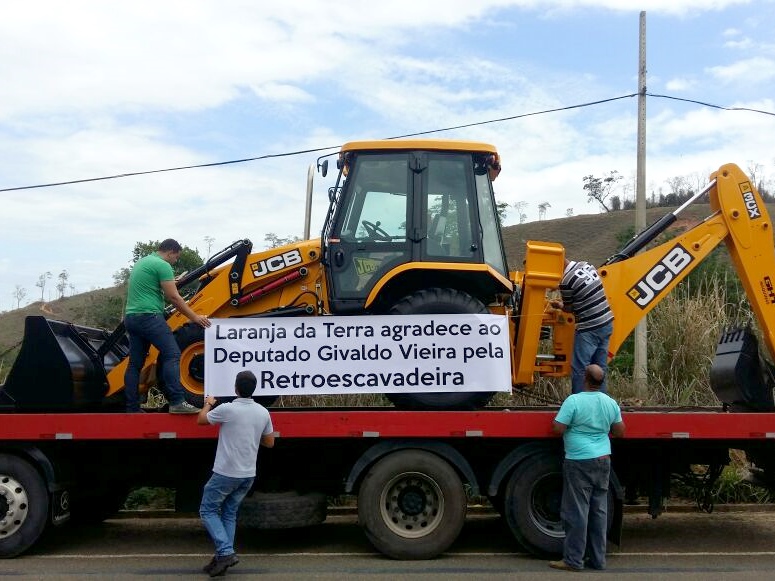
[708,57,775,82]
[665,77,697,91]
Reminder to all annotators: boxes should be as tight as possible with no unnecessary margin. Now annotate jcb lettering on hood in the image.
[251,250,303,278]
[627,244,694,309]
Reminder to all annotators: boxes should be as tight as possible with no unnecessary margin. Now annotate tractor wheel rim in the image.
[179,343,205,394]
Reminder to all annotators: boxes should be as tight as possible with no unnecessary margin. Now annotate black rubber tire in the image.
[238,491,327,529]
[357,449,466,560]
[174,323,277,408]
[0,454,49,559]
[386,288,495,410]
[503,453,615,557]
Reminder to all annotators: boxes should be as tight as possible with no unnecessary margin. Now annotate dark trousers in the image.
[124,313,184,411]
[561,456,610,569]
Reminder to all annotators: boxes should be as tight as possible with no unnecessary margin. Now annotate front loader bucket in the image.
[0,316,127,411]
[710,327,775,412]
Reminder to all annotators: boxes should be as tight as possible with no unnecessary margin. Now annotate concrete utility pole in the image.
[634,11,648,397]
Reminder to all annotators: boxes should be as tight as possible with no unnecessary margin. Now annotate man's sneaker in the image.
[168,401,201,414]
[209,553,239,577]
[202,556,217,573]
[548,560,583,572]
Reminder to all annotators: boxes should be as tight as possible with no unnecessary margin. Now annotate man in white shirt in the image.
[197,370,275,577]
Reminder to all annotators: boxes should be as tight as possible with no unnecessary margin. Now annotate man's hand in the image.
[194,314,211,328]
[197,395,217,425]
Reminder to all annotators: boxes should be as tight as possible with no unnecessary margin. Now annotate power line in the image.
[1,92,773,193]
[647,93,775,117]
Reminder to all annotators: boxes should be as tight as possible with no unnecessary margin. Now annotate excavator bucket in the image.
[710,327,775,412]
[0,316,127,411]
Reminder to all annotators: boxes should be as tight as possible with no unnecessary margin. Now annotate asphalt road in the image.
[4,509,775,579]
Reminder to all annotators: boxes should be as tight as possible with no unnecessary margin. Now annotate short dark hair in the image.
[158,239,182,253]
[235,370,257,397]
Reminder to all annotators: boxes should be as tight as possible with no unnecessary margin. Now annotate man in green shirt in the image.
[124,239,211,413]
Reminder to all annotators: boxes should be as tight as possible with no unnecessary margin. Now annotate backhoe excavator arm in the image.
[599,163,775,361]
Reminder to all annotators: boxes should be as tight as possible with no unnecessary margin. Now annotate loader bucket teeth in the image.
[0,316,125,412]
[710,327,775,412]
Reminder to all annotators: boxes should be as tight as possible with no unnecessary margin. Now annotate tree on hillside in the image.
[583,170,622,212]
[56,270,69,299]
[113,241,204,286]
[496,201,509,227]
[203,236,216,260]
[264,233,302,249]
[35,271,52,301]
[513,201,529,224]
[12,285,27,309]
[538,201,551,221]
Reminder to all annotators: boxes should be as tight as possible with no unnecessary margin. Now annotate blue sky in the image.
[1,0,774,310]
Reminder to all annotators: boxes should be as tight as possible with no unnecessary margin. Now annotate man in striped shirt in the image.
[551,259,614,394]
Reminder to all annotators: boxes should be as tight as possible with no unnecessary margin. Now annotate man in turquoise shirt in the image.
[550,364,625,571]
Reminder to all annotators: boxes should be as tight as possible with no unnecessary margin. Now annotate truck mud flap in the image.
[710,327,775,412]
[0,316,126,411]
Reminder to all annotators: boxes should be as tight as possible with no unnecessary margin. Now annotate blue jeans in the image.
[571,321,613,394]
[200,472,255,557]
[124,313,185,411]
[561,457,610,570]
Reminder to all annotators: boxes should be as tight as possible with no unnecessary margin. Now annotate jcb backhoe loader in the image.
[1,140,773,412]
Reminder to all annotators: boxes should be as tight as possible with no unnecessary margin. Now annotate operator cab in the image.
[322,140,508,314]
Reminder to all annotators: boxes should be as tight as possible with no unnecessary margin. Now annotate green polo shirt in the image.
[125,253,175,315]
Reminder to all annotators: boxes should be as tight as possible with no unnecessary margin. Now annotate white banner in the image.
[204,314,512,397]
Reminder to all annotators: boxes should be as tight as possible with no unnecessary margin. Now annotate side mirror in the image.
[319,159,329,178]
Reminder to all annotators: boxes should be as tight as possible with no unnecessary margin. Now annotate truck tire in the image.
[0,455,49,559]
[502,453,614,557]
[386,288,495,410]
[357,449,466,560]
[173,323,277,408]
[238,491,327,529]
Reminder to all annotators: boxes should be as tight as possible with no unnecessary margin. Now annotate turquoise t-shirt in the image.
[554,391,622,460]
[125,253,175,315]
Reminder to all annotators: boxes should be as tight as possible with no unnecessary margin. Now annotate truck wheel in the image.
[174,323,277,408]
[357,449,466,560]
[386,288,495,410]
[238,491,327,529]
[503,453,615,557]
[0,455,49,559]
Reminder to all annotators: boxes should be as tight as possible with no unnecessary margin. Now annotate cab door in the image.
[326,153,414,313]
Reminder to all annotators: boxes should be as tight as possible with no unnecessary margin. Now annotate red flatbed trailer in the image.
[3,408,775,440]
[3,406,775,560]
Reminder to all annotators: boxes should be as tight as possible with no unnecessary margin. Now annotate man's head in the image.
[234,370,258,398]
[583,364,605,391]
[157,239,182,265]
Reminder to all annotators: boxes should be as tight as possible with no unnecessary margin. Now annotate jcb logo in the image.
[354,257,381,275]
[627,244,694,308]
[763,276,775,304]
[741,183,761,220]
[251,249,303,278]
